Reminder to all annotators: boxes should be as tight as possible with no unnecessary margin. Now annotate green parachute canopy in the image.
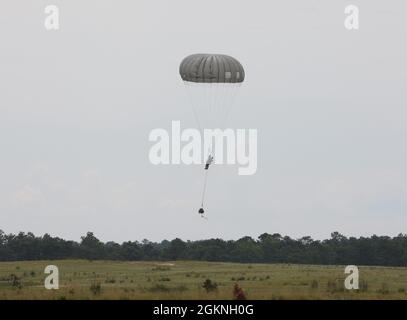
[179,54,245,83]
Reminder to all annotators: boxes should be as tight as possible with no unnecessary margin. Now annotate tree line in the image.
[1,230,407,266]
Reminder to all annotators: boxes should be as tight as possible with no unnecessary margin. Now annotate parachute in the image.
[179,54,245,217]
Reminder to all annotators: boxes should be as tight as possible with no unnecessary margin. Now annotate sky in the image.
[0,1,406,242]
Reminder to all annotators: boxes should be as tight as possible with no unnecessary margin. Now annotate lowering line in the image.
[199,153,213,219]
[201,169,209,208]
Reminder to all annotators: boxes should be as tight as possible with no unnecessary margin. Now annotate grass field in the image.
[0,260,407,300]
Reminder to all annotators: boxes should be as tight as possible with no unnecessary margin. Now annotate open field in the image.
[0,260,407,300]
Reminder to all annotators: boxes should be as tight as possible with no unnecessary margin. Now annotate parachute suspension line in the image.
[222,83,241,129]
[183,81,203,133]
[219,82,229,128]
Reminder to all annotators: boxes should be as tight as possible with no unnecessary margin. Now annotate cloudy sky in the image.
[0,1,406,242]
